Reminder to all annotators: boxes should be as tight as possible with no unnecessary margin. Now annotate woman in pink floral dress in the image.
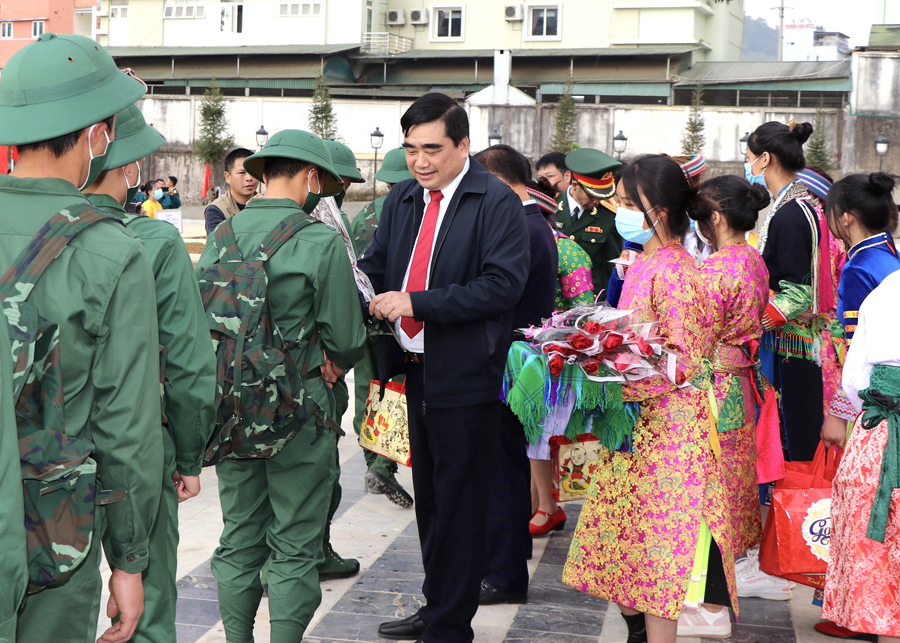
[695,176,771,558]
[562,155,737,643]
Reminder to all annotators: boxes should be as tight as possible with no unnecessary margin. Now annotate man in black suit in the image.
[359,93,530,643]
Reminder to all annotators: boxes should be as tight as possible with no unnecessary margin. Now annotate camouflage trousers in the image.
[212,378,339,643]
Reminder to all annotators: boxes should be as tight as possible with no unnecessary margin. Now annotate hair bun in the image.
[792,121,814,145]
[747,183,772,212]
[868,172,897,198]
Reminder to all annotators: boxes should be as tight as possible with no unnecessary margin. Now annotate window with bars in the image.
[163,0,206,19]
[279,1,322,16]
[529,5,560,39]
[433,7,463,40]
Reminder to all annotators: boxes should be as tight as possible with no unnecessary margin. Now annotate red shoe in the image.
[814,621,877,642]
[529,507,566,536]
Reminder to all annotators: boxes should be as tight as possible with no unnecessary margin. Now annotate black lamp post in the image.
[488,128,502,147]
[256,125,269,149]
[613,130,628,161]
[739,131,750,157]
[875,133,890,172]
[371,127,384,200]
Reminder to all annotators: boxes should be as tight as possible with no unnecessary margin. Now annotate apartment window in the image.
[279,1,322,16]
[221,1,243,32]
[32,21,45,37]
[110,0,129,18]
[432,6,463,41]
[527,5,560,40]
[0,22,11,39]
[164,0,206,19]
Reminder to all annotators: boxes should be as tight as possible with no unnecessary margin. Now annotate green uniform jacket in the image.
[196,197,366,382]
[0,312,27,635]
[348,195,387,259]
[0,174,163,574]
[85,193,217,476]
[555,191,623,299]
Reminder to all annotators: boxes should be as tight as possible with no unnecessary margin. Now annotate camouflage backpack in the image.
[198,212,343,467]
[0,204,126,593]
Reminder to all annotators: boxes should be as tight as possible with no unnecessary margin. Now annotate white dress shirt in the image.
[566,186,582,220]
[842,269,900,411]
[396,157,471,353]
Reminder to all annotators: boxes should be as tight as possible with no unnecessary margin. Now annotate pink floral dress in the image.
[700,241,769,556]
[562,240,738,619]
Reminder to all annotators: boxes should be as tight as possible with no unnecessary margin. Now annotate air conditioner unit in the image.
[409,9,428,25]
[504,4,523,21]
[386,9,406,25]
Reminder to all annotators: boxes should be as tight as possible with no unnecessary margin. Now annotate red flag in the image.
[202,162,211,199]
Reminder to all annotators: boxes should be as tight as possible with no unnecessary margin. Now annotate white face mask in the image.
[79,124,111,190]
[122,162,141,190]
[695,226,712,247]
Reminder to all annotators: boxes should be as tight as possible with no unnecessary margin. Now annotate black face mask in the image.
[334,188,346,209]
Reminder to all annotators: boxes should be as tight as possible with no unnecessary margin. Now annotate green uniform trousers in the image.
[212,393,339,643]
[16,512,107,642]
[351,340,398,476]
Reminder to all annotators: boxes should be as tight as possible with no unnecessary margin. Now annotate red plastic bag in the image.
[759,442,842,589]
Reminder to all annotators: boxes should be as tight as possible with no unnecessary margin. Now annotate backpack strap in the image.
[210,216,245,264]
[253,212,319,263]
[0,203,121,302]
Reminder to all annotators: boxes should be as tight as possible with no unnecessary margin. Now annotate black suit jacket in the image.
[358,157,530,409]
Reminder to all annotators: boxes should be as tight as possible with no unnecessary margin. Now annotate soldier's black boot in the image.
[622,612,648,643]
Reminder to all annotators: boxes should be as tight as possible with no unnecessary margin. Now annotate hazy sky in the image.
[743,0,886,48]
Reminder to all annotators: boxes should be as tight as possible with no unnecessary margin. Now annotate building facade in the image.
[782,22,850,62]
[0,0,101,67]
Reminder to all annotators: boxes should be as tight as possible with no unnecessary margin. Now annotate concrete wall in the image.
[138,94,849,205]
[851,50,900,117]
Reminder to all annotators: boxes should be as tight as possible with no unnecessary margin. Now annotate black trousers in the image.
[483,405,531,595]
[774,356,824,462]
[406,364,498,643]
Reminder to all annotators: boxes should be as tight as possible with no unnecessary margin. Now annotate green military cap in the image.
[375,147,413,184]
[324,139,364,183]
[243,129,343,196]
[101,104,165,170]
[0,33,145,145]
[565,148,621,199]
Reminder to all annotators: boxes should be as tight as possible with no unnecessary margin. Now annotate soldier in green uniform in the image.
[554,148,623,299]
[0,313,26,641]
[83,104,218,643]
[346,146,415,507]
[0,34,164,643]
[197,130,365,643]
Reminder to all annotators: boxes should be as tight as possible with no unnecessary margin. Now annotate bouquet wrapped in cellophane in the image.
[502,303,690,453]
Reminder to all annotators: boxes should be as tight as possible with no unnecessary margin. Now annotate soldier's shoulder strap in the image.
[253,212,319,263]
[0,203,122,301]
[208,215,244,264]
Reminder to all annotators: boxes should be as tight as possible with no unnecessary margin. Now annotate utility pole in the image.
[776,0,786,62]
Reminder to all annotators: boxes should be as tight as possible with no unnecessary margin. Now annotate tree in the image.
[194,80,235,194]
[805,96,834,171]
[550,79,578,153]
[308,72,340,141]
[681,85,706,156]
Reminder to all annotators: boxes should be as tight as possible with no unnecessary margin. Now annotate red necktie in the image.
[401,190,443,338]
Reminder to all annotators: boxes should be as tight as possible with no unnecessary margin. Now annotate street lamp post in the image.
[256,125,269,150]
[488,128,502,147]
[613,130,628,161]
[370,126,384,201]
[875,133,890,173]
[739,132,750,157]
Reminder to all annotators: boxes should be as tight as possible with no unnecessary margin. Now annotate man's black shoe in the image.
[478,580,527,605]
[377,614,426,640]
[365,469,414,509]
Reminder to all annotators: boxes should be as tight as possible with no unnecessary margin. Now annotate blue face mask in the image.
[153,188,164,200]
[744,155,767,187]
[615,205,658,245]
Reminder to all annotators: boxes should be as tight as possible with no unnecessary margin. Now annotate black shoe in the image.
[365,469,414,509]
[478,580,527,605]
[377,614,426,640]
[622,612,648,643]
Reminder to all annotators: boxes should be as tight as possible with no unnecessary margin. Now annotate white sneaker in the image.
[677,606,732,638]
[736,546,793,600]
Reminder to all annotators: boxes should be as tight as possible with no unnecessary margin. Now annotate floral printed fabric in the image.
[554,231,594,309]
[701,242,769,555]
[562,240,738,620]
[823,416,900,637]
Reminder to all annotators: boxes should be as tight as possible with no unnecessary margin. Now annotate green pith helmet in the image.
[243,129,342,196]
[0,33,146,145]
[101,104,165,170]
[375,147,413,184]
[564,148,621,199]
[324,139,364,183]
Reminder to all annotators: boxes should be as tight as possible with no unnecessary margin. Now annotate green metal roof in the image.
[540,82,671,97]
[162,78,317,89]
[352,45,699,60]
[679,78,852,92]
[869,24,900,48]
[674,61,851,86]
[108,44,356,58]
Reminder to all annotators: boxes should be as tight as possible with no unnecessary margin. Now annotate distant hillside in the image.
[742,16,779,61]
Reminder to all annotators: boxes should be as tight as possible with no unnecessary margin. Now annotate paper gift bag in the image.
[550,434,603,502]
[359,380,411,467]
[759,442,842,589]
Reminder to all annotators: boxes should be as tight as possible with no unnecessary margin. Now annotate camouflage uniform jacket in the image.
[85,193,217,477]
[0,174,163,574]
[195,198,366,402]
[348,195,387,260]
